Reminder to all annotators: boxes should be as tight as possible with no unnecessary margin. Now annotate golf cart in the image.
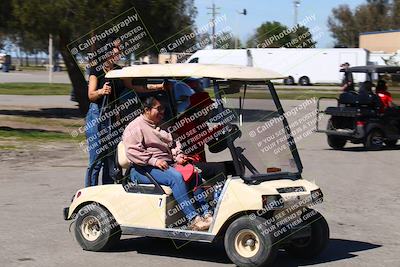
[316,65,400,150]
[64,64,329,267]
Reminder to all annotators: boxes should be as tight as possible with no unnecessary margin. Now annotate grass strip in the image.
[0,83,71,95]
[0,127,84,142]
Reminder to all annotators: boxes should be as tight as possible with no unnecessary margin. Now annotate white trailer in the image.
[186,48,369,85]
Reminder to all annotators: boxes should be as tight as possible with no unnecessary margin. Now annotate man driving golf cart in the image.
[64,64,329,267]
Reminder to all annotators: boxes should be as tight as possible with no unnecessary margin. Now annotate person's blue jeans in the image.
[84,103,112,187]
[130,166,209,222]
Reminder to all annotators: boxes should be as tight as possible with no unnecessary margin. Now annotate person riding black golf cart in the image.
[316,65,400,150]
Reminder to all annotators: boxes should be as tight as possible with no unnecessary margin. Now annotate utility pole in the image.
[294,0,300,26]
[48,34,53,84]
[207,2,220,49]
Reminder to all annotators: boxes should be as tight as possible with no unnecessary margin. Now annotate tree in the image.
[0,0,197,114]
[246,21,316,48]
[246,21,290,48]
[217,33,243,49]
[328,0,392,47]
[391,0,400,27]
[327,5,358,47]
[0,0,14,50]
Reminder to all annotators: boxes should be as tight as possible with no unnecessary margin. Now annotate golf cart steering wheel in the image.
[208,123,242,153]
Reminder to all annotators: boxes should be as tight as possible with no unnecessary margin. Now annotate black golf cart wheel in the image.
[384,139,398,147]
[286,210,329,259]
[326,119,346,149]
[327,135,347,149]
[224,216,278,267]
[74,204,121,251]
[284,76,295,85]
[299,76,310,86]
[365,129,384,150]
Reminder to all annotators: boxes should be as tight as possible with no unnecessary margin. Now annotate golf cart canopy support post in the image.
[213,79,243,177]
[267,81,303,174]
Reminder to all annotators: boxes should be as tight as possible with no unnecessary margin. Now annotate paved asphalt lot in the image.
[0,96,399,267]
[0,71,72,84]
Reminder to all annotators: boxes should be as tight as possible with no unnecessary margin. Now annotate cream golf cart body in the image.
[64,64,329,267]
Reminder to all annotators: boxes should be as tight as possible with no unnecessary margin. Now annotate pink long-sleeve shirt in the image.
[122,114,181,166]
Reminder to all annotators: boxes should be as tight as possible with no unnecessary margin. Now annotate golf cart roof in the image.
[105,63,285,81]
[341,65,400,74]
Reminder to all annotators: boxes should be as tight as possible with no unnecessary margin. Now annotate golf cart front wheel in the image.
[224,215,277,267]
[286,209,329,259]
[74,204,121,251]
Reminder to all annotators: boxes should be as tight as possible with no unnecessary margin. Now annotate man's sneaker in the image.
[203,213,213,226]
[188,215,210,231]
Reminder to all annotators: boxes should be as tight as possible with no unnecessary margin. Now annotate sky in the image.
[194,0,366,48]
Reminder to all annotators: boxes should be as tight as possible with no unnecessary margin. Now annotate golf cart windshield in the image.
[211,81,302,180]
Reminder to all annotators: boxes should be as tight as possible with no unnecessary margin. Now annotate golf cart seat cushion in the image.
[339,92,358,106]
[117,142,130,169]
[325,106,358,117]
[137,183,173,195]
[124,182,173,195]
[325,106,377,117]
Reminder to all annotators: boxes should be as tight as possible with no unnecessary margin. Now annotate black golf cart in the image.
[316,65,400,150]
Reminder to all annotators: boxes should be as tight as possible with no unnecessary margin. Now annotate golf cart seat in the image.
[116,142,173,195]
[336,90,380,116]
[338,91,358,107]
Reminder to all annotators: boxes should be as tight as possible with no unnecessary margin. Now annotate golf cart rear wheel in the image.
[284,76,295,85]
[326,119,346,149]
[286,209,329,259]
[74,204,121,251]
[327,135,347,149]
[224,216,277,267]
[365,129,384,150]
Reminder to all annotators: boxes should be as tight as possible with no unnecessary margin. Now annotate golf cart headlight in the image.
[311,189,323,204]
[262,195,284,210]
[71,191,82,202]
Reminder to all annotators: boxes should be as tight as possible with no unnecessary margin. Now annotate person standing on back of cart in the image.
[85,37,125,187]
[85,36,167,187]
[340,62,354,92]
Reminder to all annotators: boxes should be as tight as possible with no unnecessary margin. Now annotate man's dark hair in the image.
[141,94,164,112]
[376,80,387,92]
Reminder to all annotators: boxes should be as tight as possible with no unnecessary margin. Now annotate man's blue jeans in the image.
[130,166,209,222]
[84,103,112,187]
